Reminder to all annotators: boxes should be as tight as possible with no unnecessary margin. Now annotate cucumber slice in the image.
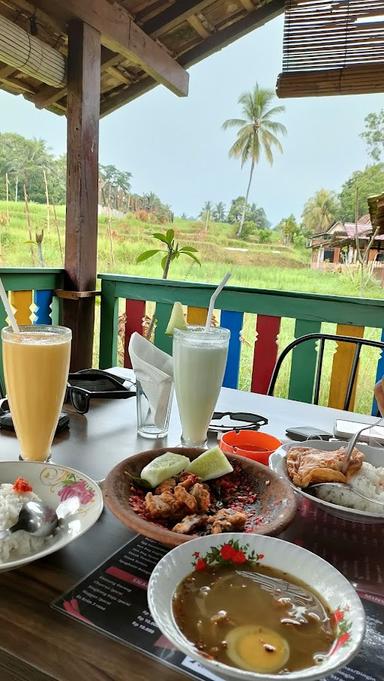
[165,302,187,336]
[187,446,233,481]
[140,452,190,487]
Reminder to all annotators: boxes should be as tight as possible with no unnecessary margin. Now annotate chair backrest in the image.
[267,333,384,411]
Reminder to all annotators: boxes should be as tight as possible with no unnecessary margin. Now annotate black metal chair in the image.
[267,332,384,411]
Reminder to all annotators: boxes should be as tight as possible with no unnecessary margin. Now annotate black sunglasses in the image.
[209,411,268,433]
[66,369,136,414]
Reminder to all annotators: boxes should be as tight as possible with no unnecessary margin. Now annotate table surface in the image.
[0,388,382,681]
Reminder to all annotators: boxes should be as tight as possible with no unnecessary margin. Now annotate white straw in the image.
[0,278,20,333]
[205,272,231,331]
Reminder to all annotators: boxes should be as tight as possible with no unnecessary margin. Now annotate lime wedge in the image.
[165,302,187,336]
[140,452,190,488]
[187,446,233,481]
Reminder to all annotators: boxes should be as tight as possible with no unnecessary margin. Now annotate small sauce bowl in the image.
[220,430,282,465]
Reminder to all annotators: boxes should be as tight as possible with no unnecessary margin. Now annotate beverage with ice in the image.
[2,325,71,462]
[173,326,229,447]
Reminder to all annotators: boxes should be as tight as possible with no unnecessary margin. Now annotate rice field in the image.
[1,200,383,415]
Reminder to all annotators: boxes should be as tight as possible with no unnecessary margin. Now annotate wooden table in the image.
[0,389,382,681]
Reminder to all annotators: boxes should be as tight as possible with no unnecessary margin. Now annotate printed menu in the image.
[53,531,384,681]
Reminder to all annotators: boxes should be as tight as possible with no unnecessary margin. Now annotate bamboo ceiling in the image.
[276,0,384,98]
[0,0,284,117]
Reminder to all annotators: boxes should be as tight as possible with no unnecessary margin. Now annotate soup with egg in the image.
[173,564,336,674]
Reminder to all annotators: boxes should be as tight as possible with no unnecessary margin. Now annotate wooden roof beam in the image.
[32,0,189,97]
[142,0,215,37]
[32,52,129,109]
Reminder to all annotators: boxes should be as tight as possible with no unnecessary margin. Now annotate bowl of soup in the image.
[148,533,365,681]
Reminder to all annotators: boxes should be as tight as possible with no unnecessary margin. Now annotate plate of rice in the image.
[269,440,384,523]
[0,460,103,571]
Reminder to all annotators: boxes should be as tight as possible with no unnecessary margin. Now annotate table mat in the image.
[52,532,384,681]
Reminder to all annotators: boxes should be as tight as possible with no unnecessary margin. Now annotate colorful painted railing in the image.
[98,274,384,414]
[0,268,64,386]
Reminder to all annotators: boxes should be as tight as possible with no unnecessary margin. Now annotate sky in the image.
[0,15,383,225]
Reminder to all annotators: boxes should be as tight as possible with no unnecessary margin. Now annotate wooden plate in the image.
[103,447,297,546]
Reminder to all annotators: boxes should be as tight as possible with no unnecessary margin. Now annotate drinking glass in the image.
[173,326,230,447]
[136,377,173,439]
[2,325,72,462]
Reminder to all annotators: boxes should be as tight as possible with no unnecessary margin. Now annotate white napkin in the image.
[128,332,173,427]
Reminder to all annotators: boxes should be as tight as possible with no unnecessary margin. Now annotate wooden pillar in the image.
[333,247,340,264]
[63,20,101,370]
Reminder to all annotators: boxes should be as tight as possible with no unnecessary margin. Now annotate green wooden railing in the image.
[1,269,384,414]
[98,273,384,413]
[0,268,64,387]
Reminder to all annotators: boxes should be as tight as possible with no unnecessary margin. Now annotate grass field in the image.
[1,200,383,416]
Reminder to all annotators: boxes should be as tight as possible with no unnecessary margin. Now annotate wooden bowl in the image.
[103,447,297,546]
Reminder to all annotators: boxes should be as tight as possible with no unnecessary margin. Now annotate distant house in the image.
[309,215,384,277]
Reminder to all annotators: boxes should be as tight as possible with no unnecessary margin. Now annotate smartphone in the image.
[285,426,333,442]
[334,419,384,444]
[0,412,69,434]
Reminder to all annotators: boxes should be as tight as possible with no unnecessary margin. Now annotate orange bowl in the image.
[220,430,282,465]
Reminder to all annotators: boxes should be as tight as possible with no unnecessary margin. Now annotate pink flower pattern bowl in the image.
[0,461,103,572]
[148,533,365,681]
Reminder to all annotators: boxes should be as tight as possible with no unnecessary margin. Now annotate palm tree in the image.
[301,189,340,235]
[223,85,286,238]
[200,201,212,231]
[213,201,226,222]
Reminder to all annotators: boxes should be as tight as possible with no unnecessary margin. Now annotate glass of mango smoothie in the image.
[1,325,71,462]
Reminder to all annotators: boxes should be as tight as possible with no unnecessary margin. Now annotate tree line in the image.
[0,133,173,223]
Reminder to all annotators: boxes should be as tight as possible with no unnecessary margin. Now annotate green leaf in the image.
[179,246,199,253]
[136,249,160,263]
[25,240,36,245]
[166,228,175,243]
[152,232,169,244]
[183,252,201,266]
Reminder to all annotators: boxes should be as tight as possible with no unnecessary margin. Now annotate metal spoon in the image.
[341,418,383,474]
[236,570,331,626]
[309,482,384,508]
[0,496,80,540]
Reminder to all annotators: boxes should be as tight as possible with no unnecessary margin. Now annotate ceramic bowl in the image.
[270,440,384,523]
[0,460,103,571]
[148,532,365,681]
[103,446,297,546]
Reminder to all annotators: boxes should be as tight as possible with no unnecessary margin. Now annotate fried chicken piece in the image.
[172,513,208,534]
[174,484,197,513]
[155,478,176,494]
[287,446,364,488]
[208,508,247,534]
[145,491,180,519]
[178,473,199,490]
[190,482,211,512]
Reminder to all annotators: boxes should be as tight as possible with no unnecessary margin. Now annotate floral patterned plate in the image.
[0,460,103,572]
[148,533,365,681]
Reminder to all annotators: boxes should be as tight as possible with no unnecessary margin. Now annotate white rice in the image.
[316,462,384,514]
[0,484,47,562]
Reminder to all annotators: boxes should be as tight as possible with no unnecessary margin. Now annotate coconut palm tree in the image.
[200,201,212,230]
[223,85,286,238]
[301,189,340,235]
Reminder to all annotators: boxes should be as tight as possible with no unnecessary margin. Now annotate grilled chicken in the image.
[287,446,364,488]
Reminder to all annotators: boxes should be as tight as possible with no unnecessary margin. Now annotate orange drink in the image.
[2,325,71,461]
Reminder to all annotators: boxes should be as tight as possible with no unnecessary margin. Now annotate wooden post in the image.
[64,20,101,370]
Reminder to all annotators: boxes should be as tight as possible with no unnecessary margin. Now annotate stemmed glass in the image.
[2,325,71,462]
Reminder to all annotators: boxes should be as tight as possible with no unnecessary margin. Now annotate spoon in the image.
[309,482,384,508]
[341,418,383,474]
[236,570,331,626]
[0,496,80,540]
